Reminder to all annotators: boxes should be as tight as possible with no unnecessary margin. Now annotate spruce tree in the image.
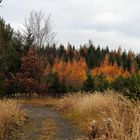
[0,17,6,55]
[83,74,95,91]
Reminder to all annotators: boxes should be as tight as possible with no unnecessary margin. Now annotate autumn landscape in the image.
[0,0,140,140]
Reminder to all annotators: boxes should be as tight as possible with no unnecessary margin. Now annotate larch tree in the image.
[91,54,130,82]
[52,58,87,89]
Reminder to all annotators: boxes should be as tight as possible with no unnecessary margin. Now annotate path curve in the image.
[21,105,86,140]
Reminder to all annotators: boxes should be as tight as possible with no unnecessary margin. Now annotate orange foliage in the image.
[52,58,87,88]
[91,54,130,82]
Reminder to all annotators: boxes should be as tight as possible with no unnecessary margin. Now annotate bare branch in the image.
[23,10,56,48]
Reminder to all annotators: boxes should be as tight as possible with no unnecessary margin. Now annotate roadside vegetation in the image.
[57,91,140,140]
[0,100,27,140]
[19,95,59,107]
[17,90,140,140]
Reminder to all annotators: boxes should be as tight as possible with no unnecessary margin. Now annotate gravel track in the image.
[20,105,86,140]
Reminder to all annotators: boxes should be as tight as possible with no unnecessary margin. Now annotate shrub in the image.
[83,74,95,92]
[4,73,48,97]
[112,74,140,99]
[83,74,110,92]
[47,72,67,97]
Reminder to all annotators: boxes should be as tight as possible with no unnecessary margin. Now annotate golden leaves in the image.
[52,58,87,88]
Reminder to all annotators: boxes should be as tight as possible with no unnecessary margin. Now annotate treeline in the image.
[0,17,140,99]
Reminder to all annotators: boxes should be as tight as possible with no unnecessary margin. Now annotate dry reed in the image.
[58,91,140,140]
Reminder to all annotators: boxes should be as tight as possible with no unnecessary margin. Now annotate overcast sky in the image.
[1,0,140,52]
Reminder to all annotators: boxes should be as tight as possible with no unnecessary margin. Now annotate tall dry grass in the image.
[19,96,59,107]
[58,91,140,140]
[0,100,27,140]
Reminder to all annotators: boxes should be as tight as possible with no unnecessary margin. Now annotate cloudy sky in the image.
[1,0,140,52]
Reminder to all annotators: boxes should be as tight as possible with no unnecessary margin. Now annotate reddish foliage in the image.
[5,47,48,96]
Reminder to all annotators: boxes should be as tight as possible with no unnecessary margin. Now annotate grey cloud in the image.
[1,0,140,52]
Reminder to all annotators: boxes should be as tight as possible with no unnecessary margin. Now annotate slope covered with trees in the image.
[0,15,140,99]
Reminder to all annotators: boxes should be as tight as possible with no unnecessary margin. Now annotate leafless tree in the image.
[24,10,56,48]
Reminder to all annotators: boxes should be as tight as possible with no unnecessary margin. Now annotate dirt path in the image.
[20,105,86,140]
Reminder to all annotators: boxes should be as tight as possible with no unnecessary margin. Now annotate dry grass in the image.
[57,91,140,140]
[0,100,27,140]
[40,118,57,140]
[17,91,140,139]
[19,96,59,107]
